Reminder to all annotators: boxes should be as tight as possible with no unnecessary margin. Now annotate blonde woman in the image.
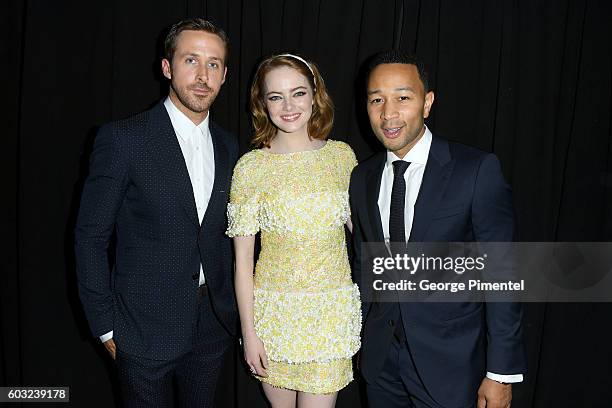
[226,54,361,408]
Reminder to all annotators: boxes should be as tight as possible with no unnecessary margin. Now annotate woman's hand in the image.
[345,217,353,234]
[242,332,269,377]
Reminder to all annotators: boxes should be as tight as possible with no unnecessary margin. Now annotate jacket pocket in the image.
[431,204,464,220]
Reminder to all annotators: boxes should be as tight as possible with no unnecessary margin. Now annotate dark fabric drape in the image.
[3,0,611,406]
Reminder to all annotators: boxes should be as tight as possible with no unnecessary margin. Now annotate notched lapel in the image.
[366,156,386,243]
[200,123,229,230]
[147,103,199,227]
[410,137,455,242]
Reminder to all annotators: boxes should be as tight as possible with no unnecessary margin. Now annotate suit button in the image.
[388,319,395,327]
[192,273,199,280]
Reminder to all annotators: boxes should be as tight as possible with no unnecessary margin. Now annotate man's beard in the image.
[171,81,217,114]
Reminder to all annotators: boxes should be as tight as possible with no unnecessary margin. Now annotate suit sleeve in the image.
[228,130,239,167]
[74,124,129,338]
[471,153,527,376]
[349,168,370,320]
[349,169,361,281]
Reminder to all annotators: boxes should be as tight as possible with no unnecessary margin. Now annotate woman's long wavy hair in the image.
[249,54,334,148]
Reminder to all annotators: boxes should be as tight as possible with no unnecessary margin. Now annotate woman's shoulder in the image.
[326,139,353,152]
[235,148,268,167]
[233,149,267,177]
[326,139,357,165]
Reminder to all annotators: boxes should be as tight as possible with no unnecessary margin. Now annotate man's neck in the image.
[391,126,426,159]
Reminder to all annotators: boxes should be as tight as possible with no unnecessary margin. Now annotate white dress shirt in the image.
[378,127,432,243]
[99,97,215,343]
[377,126,522,384]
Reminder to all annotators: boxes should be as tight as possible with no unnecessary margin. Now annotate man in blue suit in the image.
[350,50,526,408]
[75,18,237,407]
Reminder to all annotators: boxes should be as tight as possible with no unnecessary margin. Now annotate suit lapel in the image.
[409,136,455,242]
[366,153,386,243]
[200,122,228,230]
[147,102,199,227]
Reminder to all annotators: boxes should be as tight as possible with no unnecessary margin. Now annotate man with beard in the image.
[75,19,237,407]
[350,50,526,408]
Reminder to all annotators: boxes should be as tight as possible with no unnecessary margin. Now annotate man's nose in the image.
[196,66,209,83]
[381,102,398,120]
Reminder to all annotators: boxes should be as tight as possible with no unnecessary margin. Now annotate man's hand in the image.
[103,339,116,360]
[477,377,512,408]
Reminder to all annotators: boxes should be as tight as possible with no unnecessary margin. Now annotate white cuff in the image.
[486,372,523,383]
[99,331,113,343]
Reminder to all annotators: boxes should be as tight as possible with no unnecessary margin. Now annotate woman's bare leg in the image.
[297,391,338,408]
[262,383,297,408]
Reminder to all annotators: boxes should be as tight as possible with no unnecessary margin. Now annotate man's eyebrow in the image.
[367,86,416,95]
[178,53,222,59]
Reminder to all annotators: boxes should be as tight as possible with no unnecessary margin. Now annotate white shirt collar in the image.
[385,126,432,167]
[163,96,210,141]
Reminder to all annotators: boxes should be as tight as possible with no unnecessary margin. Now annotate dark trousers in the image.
[116,286,231,408]
[366,336,475,408]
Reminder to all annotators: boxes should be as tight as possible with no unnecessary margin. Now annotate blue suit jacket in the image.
[350,135,527,407]
[75,101,238,361]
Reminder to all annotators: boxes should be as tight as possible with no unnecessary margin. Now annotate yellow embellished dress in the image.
[226,140,361,393]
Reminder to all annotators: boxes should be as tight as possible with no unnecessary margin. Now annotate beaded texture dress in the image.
[226,140,361,393]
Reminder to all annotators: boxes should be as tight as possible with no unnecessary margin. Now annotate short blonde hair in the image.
[249,54,334,148]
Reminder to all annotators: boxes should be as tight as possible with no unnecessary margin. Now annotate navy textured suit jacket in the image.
[75,101,238,361]
[350,135,527,407]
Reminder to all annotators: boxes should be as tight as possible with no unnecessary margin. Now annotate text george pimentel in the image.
[372,279,525,292]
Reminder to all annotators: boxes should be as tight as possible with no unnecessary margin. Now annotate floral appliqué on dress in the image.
[227,140,361,393]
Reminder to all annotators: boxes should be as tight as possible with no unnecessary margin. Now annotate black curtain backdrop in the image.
[3,0,612,407]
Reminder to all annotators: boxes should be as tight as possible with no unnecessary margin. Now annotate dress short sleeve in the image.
[345,144,358,175]
[334,141,358,188]
[226,152,260,237]
[334,141,357,219]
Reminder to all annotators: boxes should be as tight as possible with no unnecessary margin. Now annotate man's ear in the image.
[161,58,172,80]
[221,66,227,85]
[423,91,435,118]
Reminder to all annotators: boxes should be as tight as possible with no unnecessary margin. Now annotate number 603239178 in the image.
[1,387,69,402]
